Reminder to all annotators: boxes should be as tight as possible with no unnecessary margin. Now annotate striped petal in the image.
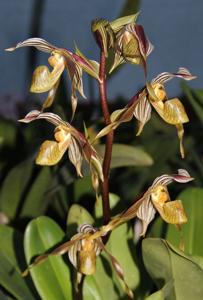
[6,37,57,53]
[68,224,101,275]
[136,195,156,236]
[68,137,83,177]
[152,67,196,84]
[152,169,193,187]
[134,96,152,135]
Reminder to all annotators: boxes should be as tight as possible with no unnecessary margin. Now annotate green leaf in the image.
[0,159,33,219]
[142,238,203,300]
[166,187,203,256]
[107,223,140,293]
[0,225,37,300]
[67,204,94,237]
[0,119,17,148]
[145,281,173,300]
[182,83,203,122]
[20,167,52,218]
[83,275,103,300]
[84,255,117,300]
[83,223,140,300]
[74,176,94,201]
[96,143,153,168]
[24,216,72,300]
[94,193,120,219]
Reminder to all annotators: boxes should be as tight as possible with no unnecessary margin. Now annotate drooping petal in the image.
[97,239,134,299]
[68,137,83,177]
[152,67,197,84]
[136,195,156,236]
[6,37,57,53]
[134,95,152,135]
[30,52,65,93]
[41,80,60,111]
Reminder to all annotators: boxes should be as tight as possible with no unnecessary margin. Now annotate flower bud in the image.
[91,19,114,56]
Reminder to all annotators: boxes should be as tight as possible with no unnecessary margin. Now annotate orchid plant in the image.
[5,12,198,300]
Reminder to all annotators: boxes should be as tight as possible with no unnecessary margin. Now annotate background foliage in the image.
[0,1,203,299]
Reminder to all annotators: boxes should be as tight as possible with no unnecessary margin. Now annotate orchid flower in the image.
[92,13,153,74]
[22,224,134,298]
[6,38,100,119]
[95,67,196,158]
[109,20,154,75]
[19,110,103,193]
[121,169,194,236]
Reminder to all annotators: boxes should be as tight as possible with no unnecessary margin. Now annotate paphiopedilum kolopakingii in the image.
[22,223,134,298]
[91,12,153,75]
[121,169,194,236]
[6,38,100,119]
[95,67,196,158]
[19,110,103,192]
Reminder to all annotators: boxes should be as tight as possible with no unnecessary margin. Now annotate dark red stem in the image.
[99,51,114,225]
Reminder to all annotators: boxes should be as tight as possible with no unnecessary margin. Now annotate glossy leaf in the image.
[67,204,94,238]
[107,223,140,293]
[142,238,203,300]
[20,167,52,218]
[95,143,153,168]
[166,188,203,256]
[145,281,173,300]
[181,83,203,123]
[24,216,72,300]
[0,225,37,300]
[95,193,120,219]
[0,159,33,219]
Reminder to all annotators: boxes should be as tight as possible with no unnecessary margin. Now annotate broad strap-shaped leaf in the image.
[41,80,60,110]
[142,238,203,300]
[0,225,37,300]
[95,143,153,168]
[23,217,72,300]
